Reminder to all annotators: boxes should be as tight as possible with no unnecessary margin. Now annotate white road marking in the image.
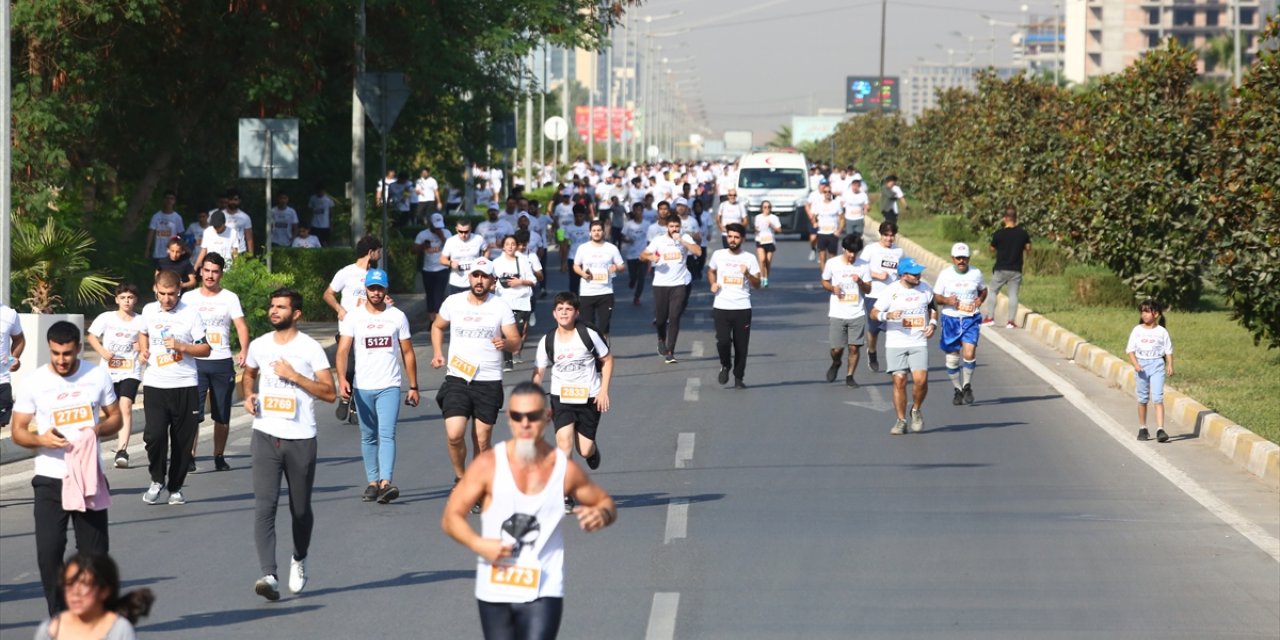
[675,432,696,469]
[645,592,681,640]
[983,329,1280,563]
[691,340,704,358]
[683,378,701,402]
[664,499,689,543]
[805,282,817,292]
[843,385,891,412]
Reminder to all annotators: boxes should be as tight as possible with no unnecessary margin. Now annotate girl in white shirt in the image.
[1126,299,1174,443]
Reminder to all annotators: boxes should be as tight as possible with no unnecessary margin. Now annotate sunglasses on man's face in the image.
[508,410,544,423]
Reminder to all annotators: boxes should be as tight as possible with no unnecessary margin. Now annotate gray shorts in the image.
[829,316,868,348]
[885,345,929,374]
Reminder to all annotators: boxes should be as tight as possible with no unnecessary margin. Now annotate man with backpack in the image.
[532,292,613,512]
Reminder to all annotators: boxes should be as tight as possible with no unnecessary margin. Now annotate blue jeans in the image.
[1135,358,1166,405]
[355,387,401,483]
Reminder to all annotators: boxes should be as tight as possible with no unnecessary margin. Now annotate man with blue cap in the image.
[870,256,938,435]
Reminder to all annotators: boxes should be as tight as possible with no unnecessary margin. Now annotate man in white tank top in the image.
[443,383,617,639]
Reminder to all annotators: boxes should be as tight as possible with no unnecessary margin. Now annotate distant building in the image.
[1064,0,1267,84]
[901,64,1021,122]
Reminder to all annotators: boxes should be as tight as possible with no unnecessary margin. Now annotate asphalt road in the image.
[1,242,1277,639]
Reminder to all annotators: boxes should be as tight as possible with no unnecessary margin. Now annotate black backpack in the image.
[543,323,607,372]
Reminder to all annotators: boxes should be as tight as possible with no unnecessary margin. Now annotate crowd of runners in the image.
[3,155,1114,640]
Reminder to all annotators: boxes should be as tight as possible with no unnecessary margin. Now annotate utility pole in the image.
[1,0,11,304]
[588,50,595,166]
[525,51,534,188]
[350,0,367,244]
[606,28,614,168]
[1232,0,1242,88]
[561,47,570,166]
[878,0,888,112]
[540,43,547,171]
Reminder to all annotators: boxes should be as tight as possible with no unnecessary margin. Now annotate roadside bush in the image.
[936,216,972,243]
[221,257,294,336]
[269,248,350,322]
[1066,265,1134,308]
[1025,244,1069,276]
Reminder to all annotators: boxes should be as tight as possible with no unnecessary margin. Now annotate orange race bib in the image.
[957,301,977,313]
[902,315,926,328]
[839,291,860,304]
[661,250,682,262]
[108,357,134,370]
[819,222,837,234]
[559,385,590,404]
[489,560,540,592]
[449,355,478,382]
[262,394,297,419]
[590,271,608,283]
[207,332,223,345]
[723,275,744,286]
[52,404,95,430]
[156,352,183,367]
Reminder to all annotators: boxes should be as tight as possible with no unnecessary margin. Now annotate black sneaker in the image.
[188,459,197,474]
[377,484,400,504]
[734,379,747,389]
[114,449,129,469]
[664,353,678,364]
[868,351,880,373]
[826,360,841,383]
[656,343,666,357]
[585,444,602,470]
[718,367,730,385]
[1137,428,1150,441]
[953,388,964,406]
[846,376,859,388]
[362,484,379,502]
[214,455,231,472]
[336,398,351,421]
[1156,429,1169,443]
[963,384,974,405]
[564,495,576,514]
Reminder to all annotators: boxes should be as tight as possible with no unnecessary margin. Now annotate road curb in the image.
[895,235,1279,489]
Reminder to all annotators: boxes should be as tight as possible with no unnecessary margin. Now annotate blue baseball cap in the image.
[898,257,925,275]
[364,269,389,288]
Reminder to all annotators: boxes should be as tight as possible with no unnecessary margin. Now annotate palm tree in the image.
[768,125,792,149]
[11,216,117,313]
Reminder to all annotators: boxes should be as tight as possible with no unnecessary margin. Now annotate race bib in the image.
[489,559,540,593]
[207,332,223,345]
[661,250,682,262]
[559,385,590,404]
[156,352,183,367]
[364,335,393,349]
[590,271,608,283]
[261,393,297,419]
[902,315,926,328]
[52,403,95,431]
[723,275,744,286]
[108,357,134,370]
[839,291,860,304]
[449,355,478,382]
[881,259,898,271]
[957,301,977,313]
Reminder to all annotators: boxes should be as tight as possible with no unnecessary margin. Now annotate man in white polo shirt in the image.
[243,288,336,601]
[139,270,211,505]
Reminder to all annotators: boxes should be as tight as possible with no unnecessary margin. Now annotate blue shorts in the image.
[939,315,982,353]
[1135,358,1166,404]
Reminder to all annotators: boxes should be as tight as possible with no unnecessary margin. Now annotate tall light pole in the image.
[561,47,570,166]
[540,42,547,170]
[524,51,534,187]
[1,0,11,303]
[350,0,367,244]
[1054,0,1062,86]
[1232,0,1242,88]
[879,0,888,112]
[606,27,615,168]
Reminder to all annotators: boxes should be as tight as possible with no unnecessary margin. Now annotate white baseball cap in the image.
[430,213,445,229]
[951,242,971,258]
[469,257,495,277]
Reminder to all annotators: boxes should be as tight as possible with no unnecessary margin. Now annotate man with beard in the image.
[641,215,702,364]
[432,258,522,512]
[243,288,337,601]
[706,223,761,388]
[442,382,616,640]
[870,257,938,435]
[182,252,250,472]
[572,220,625,337]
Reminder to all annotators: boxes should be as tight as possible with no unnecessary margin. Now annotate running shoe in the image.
[980,317,994,326]
[214,455,231,471]
[962,384,974,405]
[657,343,666,357]
[808,249,816,262]
[734,379,747,389]
[846,376,859,388]
[502,361,514,372]
[718,367,730,385]
[255,575,281,601]
[633,297,641,306]
[953,388,964,406]
[335,398,352,421]
[868,351,880,372]
[377,485,400,504]
[909,409,924,433]
[585,445,602,470]
[143,482,164,504]
[1005,321,1017,329]
[1156,429,1169,443]
[664,353,678,364]
[1137,427,1150,441]
[529,314,537,327]
[168,490,186,505]
[826,360,841,383]
[890,418,907,435]
[288,557,308,594]
[114,449,129,469]
[762,277,769,288]
[361,484,379,502]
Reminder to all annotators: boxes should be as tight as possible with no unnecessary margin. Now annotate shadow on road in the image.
[296,569,472,598]
[611,492,725,510]
[927,421,1026,433]
[969,394,1062,407]
[138,604,324,633]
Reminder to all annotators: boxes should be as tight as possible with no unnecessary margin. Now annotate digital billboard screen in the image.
[846,76,899,113]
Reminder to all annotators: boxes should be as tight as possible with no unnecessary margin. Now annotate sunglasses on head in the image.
[508,410,543,423]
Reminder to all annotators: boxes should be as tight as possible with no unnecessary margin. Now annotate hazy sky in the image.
[621,0,1062,141]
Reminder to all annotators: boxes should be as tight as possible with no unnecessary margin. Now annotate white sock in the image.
[961,360,976,387]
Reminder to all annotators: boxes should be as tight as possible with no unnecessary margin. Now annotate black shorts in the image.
[436,376,504,425]
[113,378,141,403]
[196,358,236,423]
[550,395,602,440]
[513,310,531,334]
[0,383,12,427]
[756,242,776,253]
[815,234,839,254]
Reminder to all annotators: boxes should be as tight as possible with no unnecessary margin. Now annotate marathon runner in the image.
[932,243,987,406]
[86,283,147,468]
[182,253,250,472]
[822,235,872,387]
[572,221,625,338]
[706,223,761,388]
[641,215,702,364]
[858,221,904,373]
[870,257,938,435]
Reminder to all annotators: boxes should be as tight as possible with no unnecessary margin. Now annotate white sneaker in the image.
[808,249,817,262]
[255,575,280,601]
[168,490,186,505]
[289,556,308,593]
[910,409,925,433]
[529,314,537,327]
[143,482,164,504]
[889,419,906,435]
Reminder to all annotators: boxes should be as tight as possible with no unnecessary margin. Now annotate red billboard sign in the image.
[574,106,634,142]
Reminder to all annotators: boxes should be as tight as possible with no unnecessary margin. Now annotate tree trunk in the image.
[120,147,175,239]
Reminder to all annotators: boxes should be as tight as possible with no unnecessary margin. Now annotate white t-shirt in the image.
[707,249,761,311]
[88,311,147,382]
[417,176,439,202]
[859,243,904,298]
[140,301,207,388]
[328,264,369,312]
[201,226,238,264]
[246,331,331,440]
[620,220,650,260]
[553,203,576,228]
[414,229,452,273]
[269,206,299,246]
[291,235,322,249]
[1,305,22,385]
[574,242,625,296]
[525,215,549,244]
[307,194,334,229]
[562,223,591,260]
[181,288,245,360]
[149,211,185,259]
[645,233,695,287]
[438,293,516,382]
[185,222,206,241]
[841,191,870,221]
[340,305,412,390]
[535,327,610,400]
[441,234,487,288]
[872,281,935,349]
[1127,325,1174,361]
[14,362,116,480]
[823,256,870,319]
[885,185,905,213]
[812,199,843,235]
[492,253,536,312]
[477,220,514,258]
[934,267,986,318]
[717,201,748,227]
[753,214,781,244]
[227,210,253,253]
[678,215,704,245]
[627,186,648,207]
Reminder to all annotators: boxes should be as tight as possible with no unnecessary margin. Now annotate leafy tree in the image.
[11,216,117,313]
[767,125,792,149]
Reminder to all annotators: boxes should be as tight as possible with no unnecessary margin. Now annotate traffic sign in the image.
[357,72,410,136]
